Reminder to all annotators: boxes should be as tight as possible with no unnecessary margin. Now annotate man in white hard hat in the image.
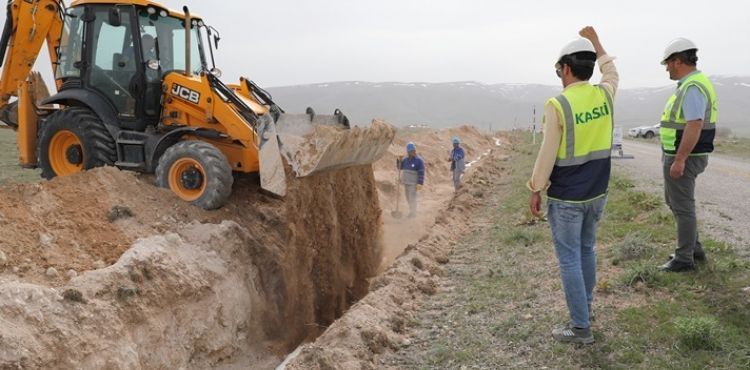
[527,26,618,344]
[657,38,717,272]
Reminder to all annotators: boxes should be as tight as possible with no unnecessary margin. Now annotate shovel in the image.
[391,160,403,218]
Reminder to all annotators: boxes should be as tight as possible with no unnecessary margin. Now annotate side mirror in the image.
[108,7,121,27]
[213,34,220,49]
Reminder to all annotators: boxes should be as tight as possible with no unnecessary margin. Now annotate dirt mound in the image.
[0,122,508,368]
[0,161,383,368]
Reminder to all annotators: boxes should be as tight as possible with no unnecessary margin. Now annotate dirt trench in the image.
[0,123,506,369]
[0,158,384,368]
[279,130,512,369]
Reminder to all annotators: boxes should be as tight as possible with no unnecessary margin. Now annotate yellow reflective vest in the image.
[546,83,614,202]
[660,71,718,155]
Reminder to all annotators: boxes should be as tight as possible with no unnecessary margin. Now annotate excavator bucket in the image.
[257,111,395,197]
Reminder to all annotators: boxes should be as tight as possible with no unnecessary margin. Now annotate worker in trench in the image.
[399,142,425,218]
[448,136,466,191]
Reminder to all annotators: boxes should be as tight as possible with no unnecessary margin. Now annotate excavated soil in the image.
[0,124,506,369]
[0,160,384,368]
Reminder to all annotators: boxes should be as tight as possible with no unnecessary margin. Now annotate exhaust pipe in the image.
[183,6,191,77]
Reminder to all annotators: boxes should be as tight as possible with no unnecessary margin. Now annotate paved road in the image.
[614,140,750,259]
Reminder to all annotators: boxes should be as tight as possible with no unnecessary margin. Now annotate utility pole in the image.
[532,104,537,144]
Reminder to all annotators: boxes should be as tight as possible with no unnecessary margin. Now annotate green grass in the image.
[673,316,724,351]
[619,261,661,287]
[0,129,41,185]
[610,232,654,265]
[389,130,750,369]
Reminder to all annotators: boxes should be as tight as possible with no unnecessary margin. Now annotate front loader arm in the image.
[0,0,63,110]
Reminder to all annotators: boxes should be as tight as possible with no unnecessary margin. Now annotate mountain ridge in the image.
[266,76,749,133]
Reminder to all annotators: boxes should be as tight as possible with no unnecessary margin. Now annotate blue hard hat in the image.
[452,136,460,144]
[406,142,416,152]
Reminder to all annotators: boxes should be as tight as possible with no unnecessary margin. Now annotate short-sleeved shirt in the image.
[682,85,708,121]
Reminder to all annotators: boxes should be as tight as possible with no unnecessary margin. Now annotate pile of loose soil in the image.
[0,121,507,369]
[0,156,385,368]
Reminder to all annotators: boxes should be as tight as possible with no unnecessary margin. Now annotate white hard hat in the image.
[661,38,698,65]
[555,38,596,68]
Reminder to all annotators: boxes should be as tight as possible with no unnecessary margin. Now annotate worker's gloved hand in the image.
[417,184,423,191]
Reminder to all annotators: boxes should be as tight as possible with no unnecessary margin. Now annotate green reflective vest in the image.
[660,71,718,155]
[548,84,614,167]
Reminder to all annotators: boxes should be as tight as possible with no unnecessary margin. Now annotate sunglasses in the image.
[555,66,563,78]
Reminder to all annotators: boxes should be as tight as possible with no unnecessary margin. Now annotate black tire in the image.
[155,141,233,210]
[38,107,116,179]
[644,131,655,139]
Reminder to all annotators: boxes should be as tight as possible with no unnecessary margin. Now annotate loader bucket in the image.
[257,112,395,197]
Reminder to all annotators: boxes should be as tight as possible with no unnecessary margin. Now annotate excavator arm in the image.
[0,0,63,126]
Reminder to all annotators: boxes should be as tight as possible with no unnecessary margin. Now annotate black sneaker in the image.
[552,324,594,344]
[659,259,695,272]
[668,252,706,263]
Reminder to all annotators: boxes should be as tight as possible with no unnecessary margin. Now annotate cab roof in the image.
[69,0,203,20]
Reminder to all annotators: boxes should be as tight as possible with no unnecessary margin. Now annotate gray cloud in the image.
[5,0,749,89]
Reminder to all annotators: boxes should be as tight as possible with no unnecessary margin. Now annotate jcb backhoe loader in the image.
[0,0,394,209]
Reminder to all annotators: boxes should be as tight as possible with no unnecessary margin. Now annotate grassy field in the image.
[0,129,41,185]
[387,132,750,368]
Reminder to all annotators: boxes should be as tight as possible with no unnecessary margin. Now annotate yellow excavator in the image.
[0,0,393,209]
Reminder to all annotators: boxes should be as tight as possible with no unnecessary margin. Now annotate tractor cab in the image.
[55,1,208,131]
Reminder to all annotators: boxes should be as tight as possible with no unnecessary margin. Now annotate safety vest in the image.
[546,83,614,202]
[660,71,718,155]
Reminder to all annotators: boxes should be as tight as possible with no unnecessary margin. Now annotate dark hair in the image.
[670,49,698,66]
[559,51,597,80]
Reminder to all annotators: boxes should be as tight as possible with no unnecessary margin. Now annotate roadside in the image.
[324,133,750,369]
[617,138,750,259]
[712,136,750,158]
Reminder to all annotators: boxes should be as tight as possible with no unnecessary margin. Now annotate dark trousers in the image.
[662,155,708,263]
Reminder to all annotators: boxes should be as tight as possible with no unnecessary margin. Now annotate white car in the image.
[628,124,660,139]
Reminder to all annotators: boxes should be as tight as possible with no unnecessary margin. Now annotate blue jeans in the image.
[547,196,607,329]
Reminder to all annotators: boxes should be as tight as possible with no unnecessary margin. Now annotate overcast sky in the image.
[8,0,750,89]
